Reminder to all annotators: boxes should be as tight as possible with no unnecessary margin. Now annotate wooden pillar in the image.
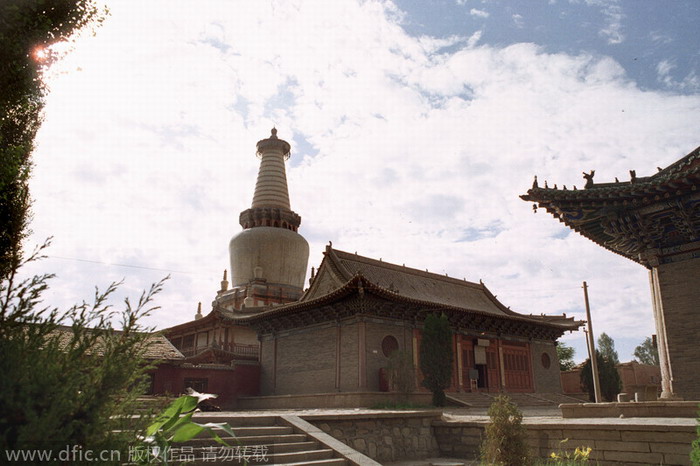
[358,321,367,389]
[456,334,463,392]
[271,336,277,394]
[498,339,506,390]
[335,324,341,390]
[413,328,420,390]
[649,267,676,399]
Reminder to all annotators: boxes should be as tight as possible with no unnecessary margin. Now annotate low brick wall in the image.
[560,401,698,418]
[305,412,441,463]
[238,391,433,409]
[433,420,695,466]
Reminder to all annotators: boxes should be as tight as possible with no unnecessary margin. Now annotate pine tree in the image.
[580,350,621,402]
[419,313,453,407]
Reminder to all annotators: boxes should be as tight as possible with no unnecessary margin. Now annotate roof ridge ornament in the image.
[583,170,595,189]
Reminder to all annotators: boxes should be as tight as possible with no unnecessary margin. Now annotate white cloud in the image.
[584,0,625,44]
[25,0,700,362]
[512,13,524,28]
[470,8,490,18]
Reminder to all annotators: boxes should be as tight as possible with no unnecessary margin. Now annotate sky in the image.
[23,0,700,363]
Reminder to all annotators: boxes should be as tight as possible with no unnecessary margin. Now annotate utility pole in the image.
[583,281,602,403]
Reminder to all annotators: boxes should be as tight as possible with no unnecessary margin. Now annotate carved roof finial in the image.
[583,170,595,188]
[532,175,539,189]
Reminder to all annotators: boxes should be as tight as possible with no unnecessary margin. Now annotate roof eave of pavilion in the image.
[521,145,700,205]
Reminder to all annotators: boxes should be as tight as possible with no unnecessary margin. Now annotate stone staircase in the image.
[180,415,352,466]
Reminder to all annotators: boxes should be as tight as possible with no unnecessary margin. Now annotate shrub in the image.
[481,395,530,466]
[691,404,700,465]
[0,243,164,463]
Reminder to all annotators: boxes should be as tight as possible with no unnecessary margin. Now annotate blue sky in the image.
[23,0,700,363]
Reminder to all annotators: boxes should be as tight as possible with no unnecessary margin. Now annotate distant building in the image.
[561,361,661,402]
[522,146,700,400]
[162,129,583,407]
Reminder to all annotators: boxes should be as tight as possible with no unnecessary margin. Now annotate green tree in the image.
[556,341,576,371]
[580,350,621,402]
[0,0,106,279]
[633,336,659,366]
[480,395,530,466]
[0,245,164,462]
[597,332,619,365]
[419,313,453,407]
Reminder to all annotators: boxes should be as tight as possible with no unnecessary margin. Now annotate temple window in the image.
[541,352,551,369]
[381,335,399,357]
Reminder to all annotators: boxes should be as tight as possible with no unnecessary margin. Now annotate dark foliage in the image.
[419,313,453,407]
[580,350,621,402]
[0,0,105,279]
[0,243,164,463]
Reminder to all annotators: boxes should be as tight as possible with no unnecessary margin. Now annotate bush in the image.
[691,404,700,465]
[0,243,164,463]
[481,395,530,466]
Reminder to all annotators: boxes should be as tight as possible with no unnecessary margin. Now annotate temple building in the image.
[521,146,700,400]
[162,129,583,406]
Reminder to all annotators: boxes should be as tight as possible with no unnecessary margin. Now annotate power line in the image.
[47,255,198,275]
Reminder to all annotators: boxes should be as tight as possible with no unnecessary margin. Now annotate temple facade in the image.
[240,245,581,396]
[162,129,583,406]
[521,146,700,400]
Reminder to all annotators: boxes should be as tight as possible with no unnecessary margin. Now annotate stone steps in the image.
[180,415,348,466]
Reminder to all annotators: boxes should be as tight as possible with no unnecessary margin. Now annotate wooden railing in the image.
[179,343,259,360]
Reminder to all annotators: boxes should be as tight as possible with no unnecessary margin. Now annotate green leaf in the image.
[172,423,205,442]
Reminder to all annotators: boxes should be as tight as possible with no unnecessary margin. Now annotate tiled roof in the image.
[237,247,581,334]
[329,249,513,317]
[51,326,184,361]
[521,146,700,203]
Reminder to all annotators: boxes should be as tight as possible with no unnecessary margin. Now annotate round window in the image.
[541,352,551,369]
[382,335,399,357]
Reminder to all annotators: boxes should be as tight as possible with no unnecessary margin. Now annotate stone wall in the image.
[275,324,337,394]
[339,322,359,391]
[308,412,440,463]
[530,340,562,393]
[259,337,274,394]
[433,419,695,466]
[658,258,700,400]
[363,319,414,391]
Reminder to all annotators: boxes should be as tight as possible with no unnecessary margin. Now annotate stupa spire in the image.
[238,128,301,231]
[251,128,292,210]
